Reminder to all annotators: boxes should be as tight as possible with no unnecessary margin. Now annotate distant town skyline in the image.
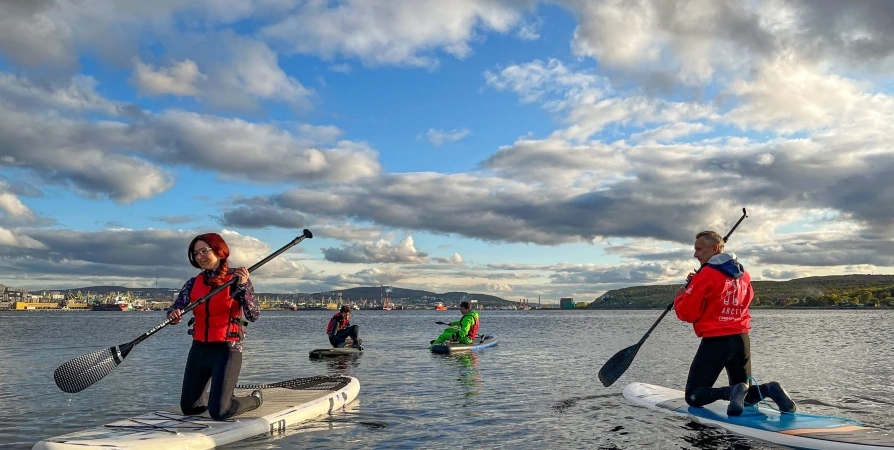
[2,2,893,301]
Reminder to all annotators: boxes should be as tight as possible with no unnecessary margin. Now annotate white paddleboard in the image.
[624,382,894,450]
[33,375,360,450]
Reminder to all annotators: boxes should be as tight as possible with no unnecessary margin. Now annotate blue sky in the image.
[1,0,894,302]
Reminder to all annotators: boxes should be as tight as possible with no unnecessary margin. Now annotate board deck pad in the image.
[624,382,894,450]
[430,335,497,354]
[33,375,360,450]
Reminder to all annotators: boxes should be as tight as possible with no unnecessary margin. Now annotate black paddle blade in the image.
[597,343,642,387]
[54,342,133,393]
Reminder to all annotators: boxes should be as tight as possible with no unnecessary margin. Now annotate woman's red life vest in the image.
[189,273,244,343]
[326,313,348,334]
[465,313,479,340]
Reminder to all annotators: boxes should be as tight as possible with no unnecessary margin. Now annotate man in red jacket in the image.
[674,230,796,416]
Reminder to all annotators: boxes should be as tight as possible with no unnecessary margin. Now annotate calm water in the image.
[1,309,893,449]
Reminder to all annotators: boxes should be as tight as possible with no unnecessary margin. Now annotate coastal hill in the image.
[52,285,515,307]
[590,274,894,309]
[308,286,514,307]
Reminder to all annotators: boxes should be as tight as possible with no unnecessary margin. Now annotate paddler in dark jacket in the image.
[674,230,796,416]
[327,305,363,349]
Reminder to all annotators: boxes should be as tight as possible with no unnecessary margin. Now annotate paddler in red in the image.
[674,230,796,416]
[166,233,263,420]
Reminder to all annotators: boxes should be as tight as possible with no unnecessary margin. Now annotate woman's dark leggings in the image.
[180,340,261,420]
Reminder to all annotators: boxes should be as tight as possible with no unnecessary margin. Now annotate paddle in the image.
[597,209,748,388]
[53,229,314,394]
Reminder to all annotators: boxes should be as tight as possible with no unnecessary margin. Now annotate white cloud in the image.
[433,253,464,264]
[0,227,46,249]
[484,58,603,104]
[0,191,34,221]
[132,59,205,96]
[630,122,713,143]
[424,128,471,146]
[329,63,352,73]
[0,74,380,203]
[322,236,430,264]
[724,57,884,134]
[516,18,542,40]
[0,73,122,115]
[297,124,344,144]
[262,0,533,68]
[159,33,315,112]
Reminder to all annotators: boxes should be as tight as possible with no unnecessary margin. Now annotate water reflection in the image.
[310,353,362,375]
[433,352,482,407]
[681,422,765,450]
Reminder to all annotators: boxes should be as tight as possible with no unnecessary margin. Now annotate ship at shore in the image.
[91,302,129,311]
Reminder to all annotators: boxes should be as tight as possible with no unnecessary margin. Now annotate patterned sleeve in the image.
[234,279,260,322]
[168,277,195,313]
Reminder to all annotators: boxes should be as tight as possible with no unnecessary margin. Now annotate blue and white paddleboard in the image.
[624,382,894,450]
[430,335,498,354]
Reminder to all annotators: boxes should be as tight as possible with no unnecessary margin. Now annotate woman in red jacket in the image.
[674,230,796,416]
[166,233,262,420]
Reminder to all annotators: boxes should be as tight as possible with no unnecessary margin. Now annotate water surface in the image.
[1,309,891,449]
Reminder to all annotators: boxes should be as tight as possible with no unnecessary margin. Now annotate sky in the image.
[1,0,894,303]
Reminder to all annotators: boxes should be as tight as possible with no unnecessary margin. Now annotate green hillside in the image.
[589,275,894,309]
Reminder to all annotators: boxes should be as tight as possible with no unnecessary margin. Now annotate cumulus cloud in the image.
[262,0,535,68]
[0,228,311,289]
[0,181,37,223]
[132,59,205,96]
[0,74,123,115]
[423,128,471,146]
[0,75,381,203]
[0,228,46,249]
[724,57,880,133]
[322,236,430,264]
[433,253,464,264]
[484,58,603,104]
[313,222,385,242]
[630,122,713,143]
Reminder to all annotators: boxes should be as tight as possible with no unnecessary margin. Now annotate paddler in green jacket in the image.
[431,301,480,348]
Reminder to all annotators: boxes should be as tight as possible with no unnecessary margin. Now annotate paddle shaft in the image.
[131,229,313,348]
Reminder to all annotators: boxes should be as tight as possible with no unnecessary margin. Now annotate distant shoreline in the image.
[3,306,891,312]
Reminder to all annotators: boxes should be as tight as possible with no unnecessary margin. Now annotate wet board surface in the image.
[624,382,894,450]
[33,375,360,450]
